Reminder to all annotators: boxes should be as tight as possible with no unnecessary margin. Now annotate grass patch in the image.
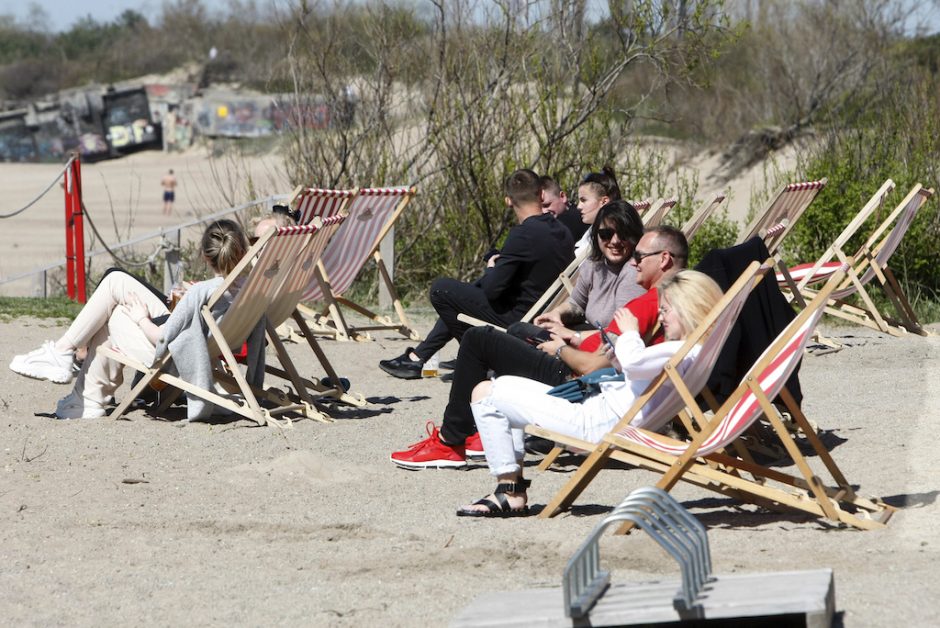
[0,297,82,322]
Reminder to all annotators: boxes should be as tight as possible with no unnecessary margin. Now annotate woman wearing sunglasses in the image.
[457,269,722,517]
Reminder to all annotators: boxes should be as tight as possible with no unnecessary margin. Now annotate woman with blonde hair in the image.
[10,219,255,421]
[456,269,723,517]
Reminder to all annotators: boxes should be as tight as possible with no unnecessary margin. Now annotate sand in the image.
[1,147,937,626]
[0,312,938,627]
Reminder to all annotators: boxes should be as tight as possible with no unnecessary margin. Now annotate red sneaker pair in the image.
[390,421,484,469]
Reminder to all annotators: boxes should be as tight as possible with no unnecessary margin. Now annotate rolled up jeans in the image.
[470,375,615,477]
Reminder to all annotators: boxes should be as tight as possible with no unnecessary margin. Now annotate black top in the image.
[695,236,803,407]
[481,213,574,317]
[556,207,590,241]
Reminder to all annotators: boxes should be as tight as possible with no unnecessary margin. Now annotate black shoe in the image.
[379,349,423,380]
[524,434,556,456]
[439,359,457,370]
[440,371,454,382]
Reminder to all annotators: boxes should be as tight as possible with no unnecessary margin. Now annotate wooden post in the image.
[379,226,394,310]
[64,156,76,300]
[72,156,87,303]
[163,229,182,295]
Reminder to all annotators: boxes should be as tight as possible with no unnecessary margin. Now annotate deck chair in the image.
[531,259,769,477]
[681,193,726,241]
[735,178,827,254]
[641,197,677,228]
[779,183,933,337]
[542,265,896,530]
[101,225,320,427]
[297,186,420,342]
[261,216,368,412]
[292,186,357,225]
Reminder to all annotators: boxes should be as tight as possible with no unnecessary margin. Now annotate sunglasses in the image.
[597,228,616,241]
[632,249,666,263]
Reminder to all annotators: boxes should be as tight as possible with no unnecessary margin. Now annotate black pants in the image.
[413,277,521,361]
[439,326,573,445]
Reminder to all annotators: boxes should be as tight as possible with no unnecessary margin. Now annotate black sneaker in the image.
[439,359,457,370]
[524,434,556,456]
[379,348,423,380]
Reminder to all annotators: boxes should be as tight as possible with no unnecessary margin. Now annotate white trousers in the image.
[470,375,618,477]
[64,272,169,405]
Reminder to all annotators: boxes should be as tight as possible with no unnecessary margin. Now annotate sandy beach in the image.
[1,147,936,626]
[0,310,937,626]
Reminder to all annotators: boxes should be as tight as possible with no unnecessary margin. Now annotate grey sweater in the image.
[154,277,266,420]
[568,259,645,326]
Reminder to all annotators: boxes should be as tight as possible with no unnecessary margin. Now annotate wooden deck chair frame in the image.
[297,186,420,342]
[260,216,369,413]
[780,183,933,337]
[100,225,319,427]
[542,265,896,530]
[529,259,770,495]
[642,197,677,228]
[681,194,726,241]
[736,179,827,254]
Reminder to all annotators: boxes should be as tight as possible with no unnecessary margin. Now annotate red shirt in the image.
[577,287,662,353]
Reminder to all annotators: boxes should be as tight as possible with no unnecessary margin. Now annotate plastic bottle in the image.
[422,352,440,378]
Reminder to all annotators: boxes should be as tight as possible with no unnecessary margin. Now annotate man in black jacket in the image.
[380,169,574,379]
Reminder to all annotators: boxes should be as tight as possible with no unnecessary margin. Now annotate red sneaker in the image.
[391,422,467,469]
[465,432,484,459]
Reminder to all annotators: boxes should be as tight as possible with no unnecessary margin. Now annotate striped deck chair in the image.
[297,186,419,342]
[641,197,677,228]
[544,265,895,530]
[681,194,726,241]
[261,216,369,412]
[778,183,933,337]
[101,225,319,427]
[736,179,827,254]
[532,260,768,496]
[292,186,357,225]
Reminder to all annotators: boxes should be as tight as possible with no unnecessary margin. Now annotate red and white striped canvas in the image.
[294,188,355,225]
[303,187,412,302]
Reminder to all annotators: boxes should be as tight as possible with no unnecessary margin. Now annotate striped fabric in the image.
[619,294,825,457]
[215,227,314,350]
[294,188,356,225]
[267,215,346,326]
[776,261,840,285]
[628,265,759,433]
[737,179,827,248]
[303,187,412,302]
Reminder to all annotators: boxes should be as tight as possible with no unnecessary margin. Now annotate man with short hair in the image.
[161,169,177,215]
[380,169,574,379]
[389,225,689,469]
[540,175,588,241]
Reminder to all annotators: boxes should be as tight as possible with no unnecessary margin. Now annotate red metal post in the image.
[64,155,76,300]
[72,156,87,303]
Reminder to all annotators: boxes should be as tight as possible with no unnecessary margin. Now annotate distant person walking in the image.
[161,169,177,215]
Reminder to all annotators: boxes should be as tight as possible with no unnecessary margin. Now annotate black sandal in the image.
[456,479,531,518]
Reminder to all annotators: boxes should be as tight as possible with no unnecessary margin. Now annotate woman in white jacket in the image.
[457,269,723,518]
[10,219,250,420]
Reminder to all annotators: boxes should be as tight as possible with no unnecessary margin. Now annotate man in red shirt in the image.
[390,225,688,469]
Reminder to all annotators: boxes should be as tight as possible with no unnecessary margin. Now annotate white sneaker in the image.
[10,341,74,384]
[55,391,106,420]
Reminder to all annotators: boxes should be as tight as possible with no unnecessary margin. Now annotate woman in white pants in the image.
[457,270,723,518]
[9,220,248,419]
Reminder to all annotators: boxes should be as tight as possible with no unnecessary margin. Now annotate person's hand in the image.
[125,292,150,325]
[604,345,622,372]
[534,311,563,328]
[486,253,500,268]
[612,308,639,335]
[537,335,566,357]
